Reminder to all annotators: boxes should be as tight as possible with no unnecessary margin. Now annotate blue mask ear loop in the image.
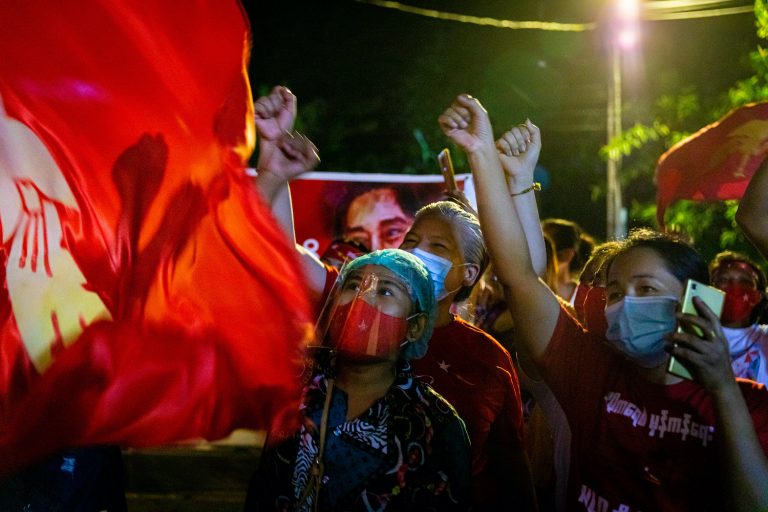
[441,262,474,298]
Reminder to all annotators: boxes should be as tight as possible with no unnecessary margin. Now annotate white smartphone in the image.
[667,279,725,380]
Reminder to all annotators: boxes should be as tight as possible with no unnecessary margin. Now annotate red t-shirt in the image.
[540,306,768,511]
[411,315,525,509]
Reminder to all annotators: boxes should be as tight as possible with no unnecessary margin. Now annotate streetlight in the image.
[605,0,638,239]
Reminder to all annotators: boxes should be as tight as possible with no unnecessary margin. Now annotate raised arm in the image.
[252,86,327,297]
[496,120,547,278]
[438,95,560,360]
[735,159,768,258]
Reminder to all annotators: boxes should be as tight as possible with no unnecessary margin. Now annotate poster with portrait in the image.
[283,172,476,258]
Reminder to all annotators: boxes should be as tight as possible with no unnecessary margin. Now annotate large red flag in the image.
[655,102,768,227]
[0,0,312,472]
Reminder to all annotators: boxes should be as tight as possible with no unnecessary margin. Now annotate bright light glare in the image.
[617,0,640,21]
[618,28,638,49]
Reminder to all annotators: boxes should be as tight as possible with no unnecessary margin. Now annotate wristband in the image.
[510,182,541,197]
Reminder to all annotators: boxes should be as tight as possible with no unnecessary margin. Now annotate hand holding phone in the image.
[667,279,725,380]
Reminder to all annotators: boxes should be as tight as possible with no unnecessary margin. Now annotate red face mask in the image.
[328,299,408,361]
[720,284,763,325]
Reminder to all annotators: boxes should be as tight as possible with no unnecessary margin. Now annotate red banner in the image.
[279,171,476,256]
[655,102,768,227]
[0,0,311,472]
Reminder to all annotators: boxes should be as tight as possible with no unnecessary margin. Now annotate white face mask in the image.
[604,295,678,368]
[410,248,463,301]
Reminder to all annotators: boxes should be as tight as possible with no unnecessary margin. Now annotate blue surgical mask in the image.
[410,248,457,301]
[604,295,678,368]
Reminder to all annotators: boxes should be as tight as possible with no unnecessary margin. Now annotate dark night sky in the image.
[244,0,758,238]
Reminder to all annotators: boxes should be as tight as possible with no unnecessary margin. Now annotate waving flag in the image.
[0,0,312,473]
[655,102,768,227]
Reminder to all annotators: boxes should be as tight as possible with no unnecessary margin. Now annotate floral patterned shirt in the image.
[246,360,471,511]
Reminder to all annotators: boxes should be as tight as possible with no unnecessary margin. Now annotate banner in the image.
[280,171,476,257]
[655,102,768,227]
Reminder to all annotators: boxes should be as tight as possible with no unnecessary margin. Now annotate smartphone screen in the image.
[667,279,725,380]
[438,148,458,193]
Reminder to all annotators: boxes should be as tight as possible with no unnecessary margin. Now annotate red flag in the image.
[655,102,768,227]
[0,0,312,473]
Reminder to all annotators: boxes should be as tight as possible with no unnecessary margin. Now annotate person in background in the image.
[709,251,768,384]
[567,240,622,334]
[541,218,593,304]
[578,240,621,289]
[450,91,768,511]
[318,238,369,270]
[245,249,470,511]
[470,233,558,347]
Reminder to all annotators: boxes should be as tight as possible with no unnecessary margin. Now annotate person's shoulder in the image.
[445,316,513,362]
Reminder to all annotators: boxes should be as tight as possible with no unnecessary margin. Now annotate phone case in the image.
[438,148,458,193]
[667,279,725,380]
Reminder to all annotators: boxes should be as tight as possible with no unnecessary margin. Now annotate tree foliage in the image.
[602,0,768,263]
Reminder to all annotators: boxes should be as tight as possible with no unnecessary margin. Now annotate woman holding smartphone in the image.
[441,93,768,511]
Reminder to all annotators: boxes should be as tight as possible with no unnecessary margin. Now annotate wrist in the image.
[509,182,541,197]
[466,143,499,165]
[254,167,288,186]
[709,377,741,403]
[506,173,535,189]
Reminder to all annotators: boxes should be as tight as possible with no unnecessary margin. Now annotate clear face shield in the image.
[314,266,416,363]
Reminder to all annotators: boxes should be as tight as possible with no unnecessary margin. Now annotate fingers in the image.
[525,119,541,146]
[455,93,487,117]
[438,107,470,131]
[692,296,722,331]
[255,86,295,119]
[666,328,735,385]
[277,131,319,166]
[495,120,539,157]
[275,86,297,116]
[253,95,275,119]
[439,94,486,130]
[496,127,527,156]
[676,311,718,341]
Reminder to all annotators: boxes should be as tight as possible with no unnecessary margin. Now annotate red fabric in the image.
[540,306,768,511]
[655,102,768,227]
[576,283,607,335]
[411,315,524,509]
[0,0,311,473]
[572,282,590,325]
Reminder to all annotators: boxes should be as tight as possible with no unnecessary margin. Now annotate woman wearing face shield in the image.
[245,249,471,512]
[446,93,768,511]
[251,86,538,511]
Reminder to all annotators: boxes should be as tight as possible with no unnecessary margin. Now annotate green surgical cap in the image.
[341,249,436,359]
